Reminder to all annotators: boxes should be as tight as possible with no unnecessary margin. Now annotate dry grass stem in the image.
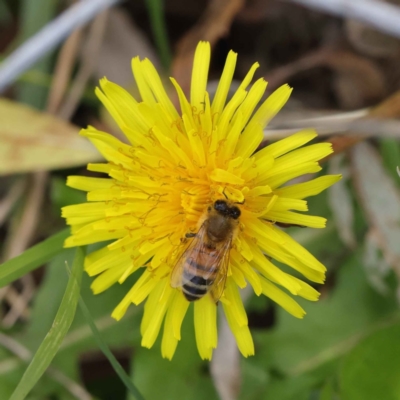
[2,274,35,327]
[46,28,84,114]
[58,10,109,120]
[0,178,27,227]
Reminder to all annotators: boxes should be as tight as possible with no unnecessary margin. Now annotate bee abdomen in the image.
[182,274,214,302]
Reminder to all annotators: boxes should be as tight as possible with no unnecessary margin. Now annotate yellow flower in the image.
[62,41,340,360]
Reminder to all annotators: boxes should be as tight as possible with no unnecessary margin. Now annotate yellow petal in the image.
[231,78,267,132]
[141,58,179,121]
[111,269,152,320]
[260,277,306,318]
[161,291,183,360]
[141,279,173,348]
[275,175,342,199]
[194,295,217,360]
[268,197,308,212]
[210,168,244,185]
[222,302,254,357]
[256,236,325,283]
[67,176,114,191]
[265,210,327,229]
[62,202,107,218]
[211,50,237,119]
[171,291,190,340]
[231,250,262,296]
[269,226,327,273]
[191,41,211,111]
[262,162,322,189]
[267,143,333,176]
[248,83,292,129]
[245,238,302,295]
[223,278,248,326]
[90,263,129,294]
[237,62,259,92]
[131,57,156,105]
[256,129,317,160]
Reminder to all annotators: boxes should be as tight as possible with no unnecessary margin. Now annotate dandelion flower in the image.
[62,41,341,360]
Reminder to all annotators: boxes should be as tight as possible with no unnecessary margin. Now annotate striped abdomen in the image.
[181,248,219,302]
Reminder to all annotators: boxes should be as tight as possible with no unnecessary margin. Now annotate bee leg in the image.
[185,232,197,238]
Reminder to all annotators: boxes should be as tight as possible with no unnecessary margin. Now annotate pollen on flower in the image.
[62,40,341,361]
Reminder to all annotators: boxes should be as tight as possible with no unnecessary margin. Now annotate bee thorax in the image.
[206,216,233,242]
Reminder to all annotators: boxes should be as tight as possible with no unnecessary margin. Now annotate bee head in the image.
[214,200,241,220]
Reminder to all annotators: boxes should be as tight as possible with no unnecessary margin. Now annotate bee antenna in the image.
[222,187,229,199]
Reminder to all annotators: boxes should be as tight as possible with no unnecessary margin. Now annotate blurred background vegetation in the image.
[1,0,400,399]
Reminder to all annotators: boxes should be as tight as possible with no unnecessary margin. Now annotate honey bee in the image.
[171,199,241,302]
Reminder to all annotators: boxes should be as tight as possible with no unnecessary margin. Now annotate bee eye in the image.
[230,207,241,220]
[214,200,228,213]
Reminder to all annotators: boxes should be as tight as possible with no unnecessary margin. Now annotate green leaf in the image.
[23,249,75,350]
[16,0,59,109]
[258,374,317,400]
[10,247,143,397]
[240,251,399,398]
[50,177,86,210]
[77,297,145,400]
[319,378,336,400]
[340,323,400,400]
[267,252,398,376]
[9,247,85,400]
[0,229,69,288]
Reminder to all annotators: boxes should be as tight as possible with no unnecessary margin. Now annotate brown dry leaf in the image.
[173,0,245,97]
[0,98,101,174]
[330,51,386,109]
[352,142,400,276]
[265,48,386,109]
[95,8,160,87]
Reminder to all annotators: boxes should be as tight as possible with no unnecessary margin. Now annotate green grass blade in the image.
[9,246,85,400]
[144,0,172,70]
[78,297,145,400]
[0,228,69,288]
[17,0,59,109]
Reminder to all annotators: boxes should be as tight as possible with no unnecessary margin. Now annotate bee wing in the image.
[170,223,208,288]
[209,235,232,303]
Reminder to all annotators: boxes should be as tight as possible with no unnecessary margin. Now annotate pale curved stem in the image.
[0,0,121,92]
[285,0,400,39]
